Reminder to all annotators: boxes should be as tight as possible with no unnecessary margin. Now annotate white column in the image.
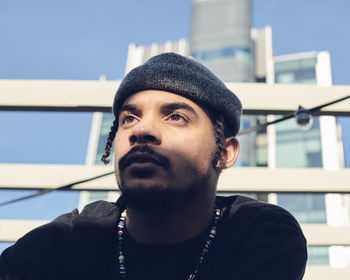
[78,191,90,212]
[264,26,275,85]
[267,114,276,169]
[267,114,277,204]
[178,38,189,56]
[85,112,103,165]
[125,43,145,74]
[320,116,340,171]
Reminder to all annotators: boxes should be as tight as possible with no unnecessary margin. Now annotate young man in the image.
[0,53,307,280]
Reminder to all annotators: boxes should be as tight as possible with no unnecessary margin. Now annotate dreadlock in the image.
[212,115,226,169]
[101,119,118,165]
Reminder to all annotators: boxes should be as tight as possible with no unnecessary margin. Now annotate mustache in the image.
[118,145,170,172]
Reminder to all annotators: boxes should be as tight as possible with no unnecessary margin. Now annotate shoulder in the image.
[214,195,307,280]
[1,199,118,247]
[19,200,120,235]
[217,195,303,232]
[216,195,306,244]
[0,200,120,279]
[18,199,120,246]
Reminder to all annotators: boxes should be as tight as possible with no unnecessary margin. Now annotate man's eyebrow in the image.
[119,104,137,114]
[161,102,199,118]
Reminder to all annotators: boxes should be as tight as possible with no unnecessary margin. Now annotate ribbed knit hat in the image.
[113,52,242,136]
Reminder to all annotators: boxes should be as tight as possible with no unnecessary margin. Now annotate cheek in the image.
[166,133,216,172]
[195,132,217,170]
[113,132,128,165]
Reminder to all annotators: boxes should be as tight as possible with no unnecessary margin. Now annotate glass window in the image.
[277,193,327,224]
[275,116,323,168]
[274,57,317,85]
[307,246,329,265]
[236,114,268,167]
[95,113,114,165]
[191,47,252,62]
[88,191,109,203]
[337,116,350,168]
[273,55,328,224]
[274,55,322,168]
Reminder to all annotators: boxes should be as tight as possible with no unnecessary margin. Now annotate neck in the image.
[125,191,216,245]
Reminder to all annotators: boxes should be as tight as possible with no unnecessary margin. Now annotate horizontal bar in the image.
[1,80,349,115]
[304,266,350,280]
[218,167,350,193]
[0,105,112,113]
[0,164,115,191]
[0,219,47,242]
[302,224,350,246]
[0,80,118,110]
[0,164,349,193]
[229,82,350,115]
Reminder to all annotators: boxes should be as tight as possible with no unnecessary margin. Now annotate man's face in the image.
[114,90,218,210]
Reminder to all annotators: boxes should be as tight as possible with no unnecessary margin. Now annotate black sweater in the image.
[0,195,307,280]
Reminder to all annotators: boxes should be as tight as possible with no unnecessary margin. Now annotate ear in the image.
[217,137,240,169]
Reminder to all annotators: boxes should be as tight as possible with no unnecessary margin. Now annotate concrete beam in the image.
[304,266,350,280]
[1,80,349,115]
[302,224,350,246]
[1,164,350,193]
[0,219,47,242]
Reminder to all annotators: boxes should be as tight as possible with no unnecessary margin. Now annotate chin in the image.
[119,181,179,212]
[117,162,217,212]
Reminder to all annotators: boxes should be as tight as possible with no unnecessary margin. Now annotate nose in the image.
[129,119,161,146]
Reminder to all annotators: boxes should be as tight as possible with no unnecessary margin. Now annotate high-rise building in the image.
[190,0,254,82]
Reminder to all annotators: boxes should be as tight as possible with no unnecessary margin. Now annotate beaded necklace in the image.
[117,206,221,280]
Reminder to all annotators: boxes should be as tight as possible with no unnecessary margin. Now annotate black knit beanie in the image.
[113,52,242,136]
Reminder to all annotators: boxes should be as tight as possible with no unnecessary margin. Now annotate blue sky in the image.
[254,0,350,86]
[1,0,350,84]
[0,0,349,225]
[0,111,92,164]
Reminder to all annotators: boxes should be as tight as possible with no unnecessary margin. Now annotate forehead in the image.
[122,90,206,113]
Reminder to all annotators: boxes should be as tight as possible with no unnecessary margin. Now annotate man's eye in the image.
[170,114,182,121]
[122,115,136,124]
[168,114,187,123]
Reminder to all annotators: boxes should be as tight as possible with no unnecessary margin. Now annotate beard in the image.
[116,145,217,212]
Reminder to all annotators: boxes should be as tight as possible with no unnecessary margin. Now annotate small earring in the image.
[217,160,226,169]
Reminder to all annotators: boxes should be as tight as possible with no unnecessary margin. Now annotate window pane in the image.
[95,113,114,165]
[338,116,350,168]
[274,57,317,85]
[277,193,327,224]
[275,116,323,168]
[236,115,268,167]
[308,246,329,265]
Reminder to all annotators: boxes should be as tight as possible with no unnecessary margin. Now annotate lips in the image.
[124,152,164,168]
